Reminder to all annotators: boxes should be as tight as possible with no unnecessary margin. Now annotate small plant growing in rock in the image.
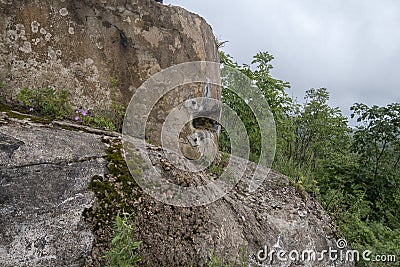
[14,80,125,132]
[16,87,71,119]
[74,109,117,131]
[207,251,228,267]
[208,152,230,177]
[207,248,248,267]
[77,77,126,132]
[104,212,141,267]
[109,77,126,131]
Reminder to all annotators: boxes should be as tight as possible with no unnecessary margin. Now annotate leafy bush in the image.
[15,79,126,132]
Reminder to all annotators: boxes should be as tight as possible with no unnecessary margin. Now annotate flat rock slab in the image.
[0,119,107,267]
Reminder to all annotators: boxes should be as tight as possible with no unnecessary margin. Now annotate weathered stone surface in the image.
[0,0,219,113]
[0,113,354,266]
[122,61,222,159]
[0,116,107,267]
[121,144,354,267]
[0,0,221,154]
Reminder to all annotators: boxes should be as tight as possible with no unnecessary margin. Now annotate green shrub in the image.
[220,50,399,267]
[104,212,141,267]
[17,87,71,118]
[80,114,116,131]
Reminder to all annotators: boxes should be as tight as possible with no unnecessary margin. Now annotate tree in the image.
[219,51,292,162]
[292,88,350,171]
[350,103,400,227]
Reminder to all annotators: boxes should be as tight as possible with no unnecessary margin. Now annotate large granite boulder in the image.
[0,0,221,156]
[117,140,353,267]
[0,0,219,109]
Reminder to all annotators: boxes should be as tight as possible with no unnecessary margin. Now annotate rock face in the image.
[0,115,107,267]
[121,142,353,267]
[0,0,221,159]
[0,0,220,148]
[0,113,353,267]
[0,0,219,107]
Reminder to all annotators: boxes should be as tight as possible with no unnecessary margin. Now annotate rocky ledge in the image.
[0,113,353,266]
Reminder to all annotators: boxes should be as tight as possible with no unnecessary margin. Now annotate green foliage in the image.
[81,115,116,131]
[109,77,127,131]
[84,138,142,267]
[74,77,125,131]
[338,215,400,267]
[15,78,126,132]
[207,248,248,267]
[219,89,261,162]
[250,52,292,114]
[104,212,141,267]
[287,88,350,172]
[0,81,4,88]
[219,51,291,162]
[17,87,71,118]
[350,103,400,228]
[219,49,399,267]
[207,251,228,267]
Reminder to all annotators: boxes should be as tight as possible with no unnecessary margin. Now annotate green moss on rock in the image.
[84,137,142,228]
[83,137,144,266]
[0,99,53,124]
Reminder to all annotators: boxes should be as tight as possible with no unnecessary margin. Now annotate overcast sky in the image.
[165,0,400,118]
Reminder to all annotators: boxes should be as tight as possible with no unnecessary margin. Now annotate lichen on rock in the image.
[0,0,219,115]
